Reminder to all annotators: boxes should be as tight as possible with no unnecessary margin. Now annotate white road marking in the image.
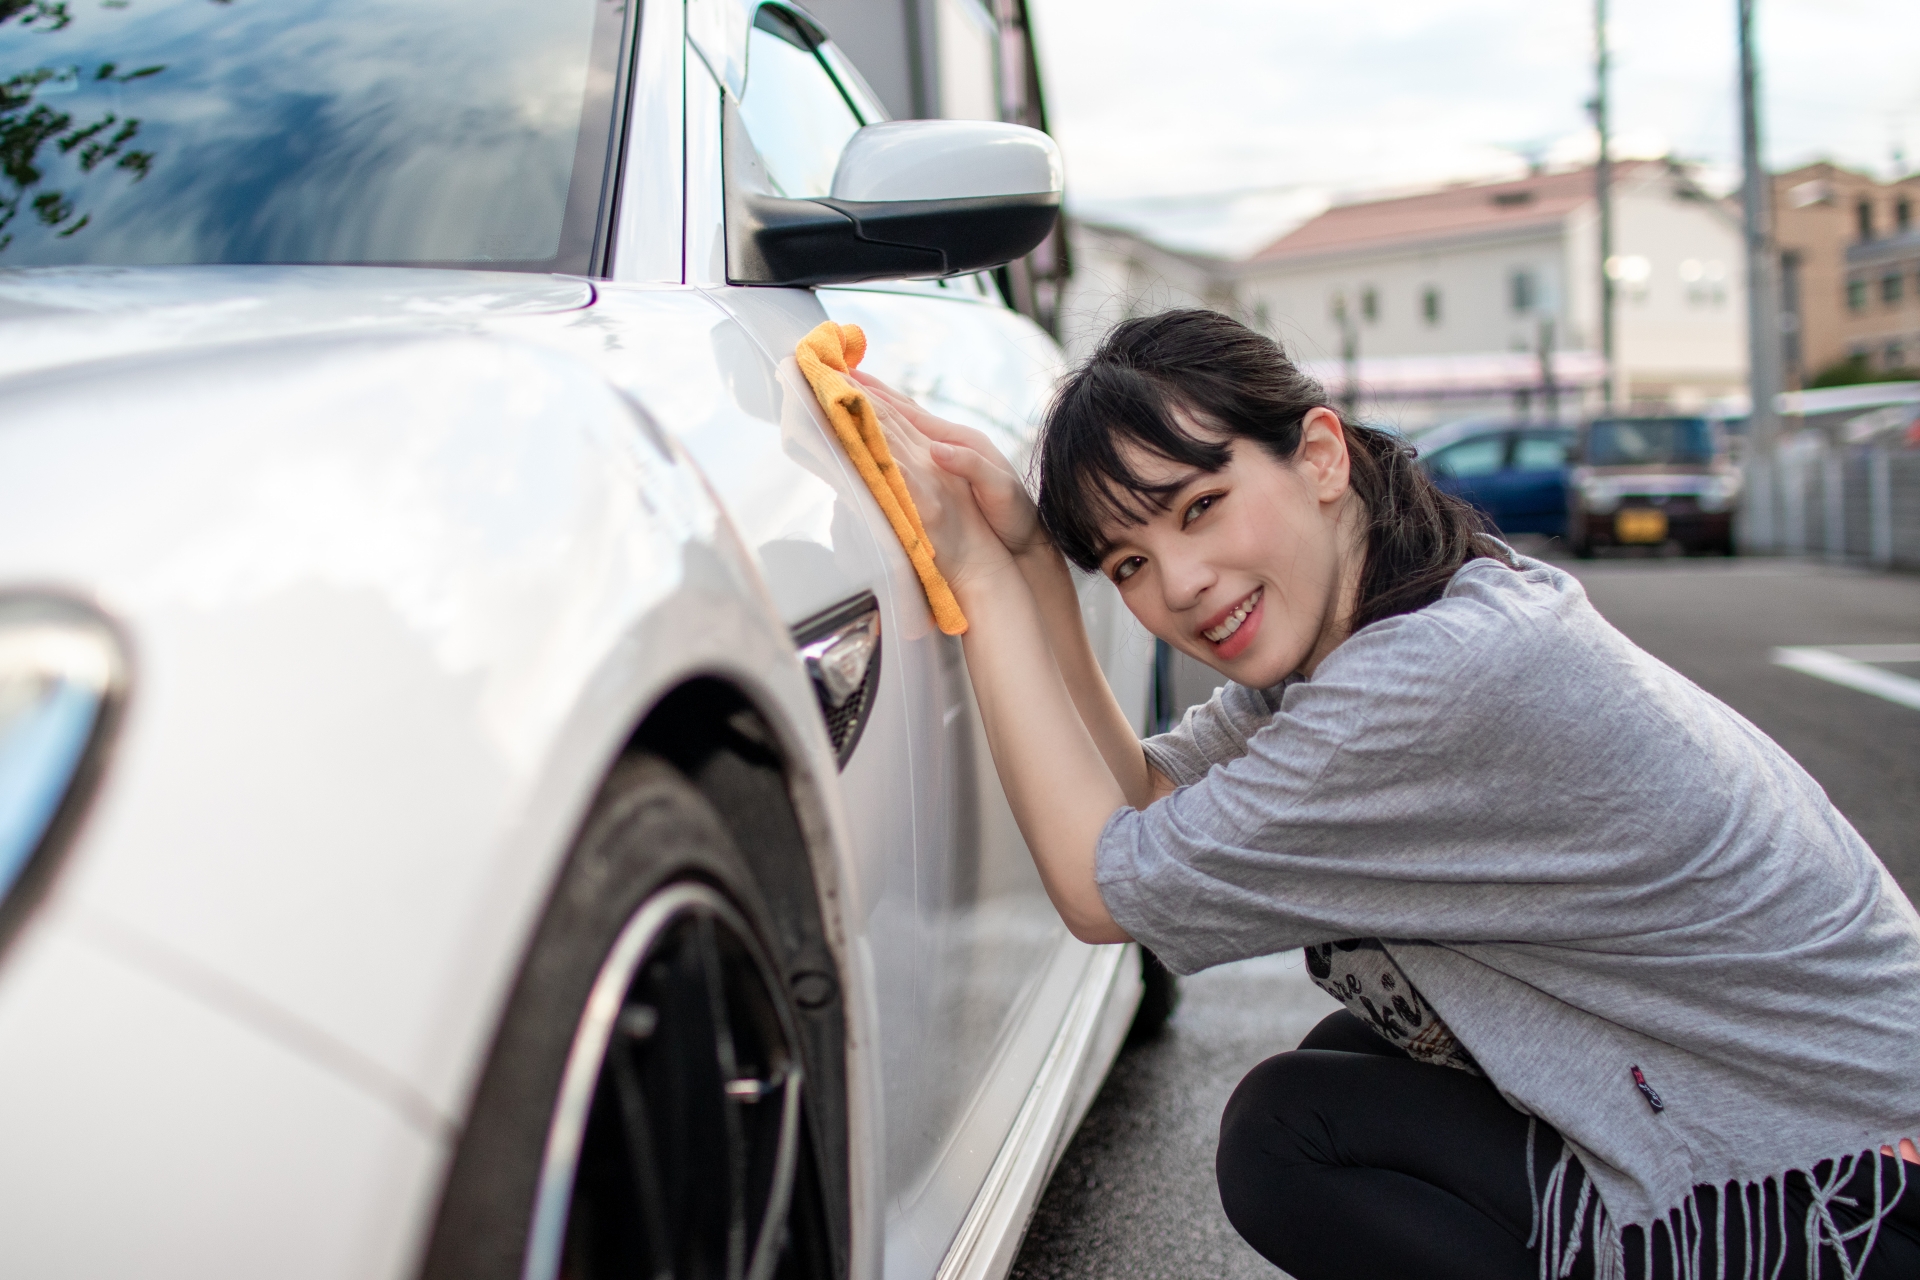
[1811,644,1920,663]
[1772,647,1920,712]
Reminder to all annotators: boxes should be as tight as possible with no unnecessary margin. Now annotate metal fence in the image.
[1744,444,1920,568]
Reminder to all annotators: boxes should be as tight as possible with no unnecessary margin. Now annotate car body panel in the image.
[0,323,822,1116]
[0,922,443,1279]
[0,265,594,381]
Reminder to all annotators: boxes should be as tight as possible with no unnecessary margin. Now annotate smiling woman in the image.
[857,308,1920,1280]
[0,0,630,270]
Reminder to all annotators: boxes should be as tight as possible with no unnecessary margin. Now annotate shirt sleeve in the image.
[1140,678,1293,786]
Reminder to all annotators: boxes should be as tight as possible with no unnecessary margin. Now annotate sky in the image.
[1025,0,1920,257]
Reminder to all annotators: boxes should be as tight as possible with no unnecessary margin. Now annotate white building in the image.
[1063,162,1750,433]
[1055,220,1237,361]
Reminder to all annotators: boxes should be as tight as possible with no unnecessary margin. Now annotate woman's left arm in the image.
[857,372,1169,810]
[950,553,1133,942]
[858,381,1131,941]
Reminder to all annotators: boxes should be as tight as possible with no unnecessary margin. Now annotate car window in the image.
[1512,434,1568,471]
[0,0,628,271]
[738,8,865,199]
[1584,418,1714,467]
[1425,436,1507,479]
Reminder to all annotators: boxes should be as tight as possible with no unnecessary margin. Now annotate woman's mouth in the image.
[1201,587,1263,658]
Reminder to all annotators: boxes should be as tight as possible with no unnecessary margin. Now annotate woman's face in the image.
[1096,407,1362,687]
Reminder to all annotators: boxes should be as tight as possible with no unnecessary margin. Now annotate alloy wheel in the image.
[524,881,805,1280]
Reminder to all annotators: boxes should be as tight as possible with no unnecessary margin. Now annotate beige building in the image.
[1774,163,1920,384]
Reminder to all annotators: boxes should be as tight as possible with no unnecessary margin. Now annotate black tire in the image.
[421,755,838,1280]
[1125,946,1182,1045]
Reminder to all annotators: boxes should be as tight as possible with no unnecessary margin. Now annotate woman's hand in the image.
[860,378,1015,593]
[856,372,1048,560]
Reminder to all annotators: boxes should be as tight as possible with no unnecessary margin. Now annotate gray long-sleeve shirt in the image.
[1095,554,1920,1259]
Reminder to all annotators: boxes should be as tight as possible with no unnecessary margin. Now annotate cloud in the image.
[1029,0,1918,252]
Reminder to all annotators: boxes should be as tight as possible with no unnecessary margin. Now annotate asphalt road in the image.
[1010,555,1920,1279]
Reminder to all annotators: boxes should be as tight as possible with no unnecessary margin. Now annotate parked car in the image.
[1567,416,1740,556]
[0,4,1156,1279]
[1416,420,1574,538]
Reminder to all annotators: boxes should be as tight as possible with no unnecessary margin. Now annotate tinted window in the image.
[1425,436,1506,479]
[0,0,629,271]
[738,9,863,200]
[1584,418,1714,467]
[1512,434,1568,471]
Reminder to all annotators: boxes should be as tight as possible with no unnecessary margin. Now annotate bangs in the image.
[1036,363,1233,572]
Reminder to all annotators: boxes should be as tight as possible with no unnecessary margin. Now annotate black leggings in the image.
[1215,1010,1920,1280]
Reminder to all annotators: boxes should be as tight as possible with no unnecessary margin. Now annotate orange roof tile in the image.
[1249,165,1645,263]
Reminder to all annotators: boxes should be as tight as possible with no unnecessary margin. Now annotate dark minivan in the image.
[1567,416,1739,556]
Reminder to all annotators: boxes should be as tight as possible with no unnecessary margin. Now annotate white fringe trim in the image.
[1528,1135,1913,1280]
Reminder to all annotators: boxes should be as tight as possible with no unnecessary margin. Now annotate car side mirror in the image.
[725,115,1063,288]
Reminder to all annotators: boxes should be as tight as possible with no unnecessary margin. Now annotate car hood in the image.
[0,265,594,382]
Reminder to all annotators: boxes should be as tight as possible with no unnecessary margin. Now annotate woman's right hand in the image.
[855,372,1049,560]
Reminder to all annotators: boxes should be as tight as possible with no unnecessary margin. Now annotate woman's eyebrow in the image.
[1161,469,1220,508]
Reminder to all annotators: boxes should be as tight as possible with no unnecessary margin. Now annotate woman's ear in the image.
[1296,406,1352,504]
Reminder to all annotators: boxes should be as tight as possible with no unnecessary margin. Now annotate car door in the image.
[675,9,1137,1278]
[1504,430,1572,536]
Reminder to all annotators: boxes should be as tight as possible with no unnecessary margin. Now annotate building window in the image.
[1510,268,1536,313]
[1680,258,1727,306]
[1898,199,1912,234]
[1360,286,1378,323]
[1887,341,1907,371]
[1885,273,1905,305]
[1847,278,1868,311]
[1857,199,1875,242]
[1422,286,1441,326]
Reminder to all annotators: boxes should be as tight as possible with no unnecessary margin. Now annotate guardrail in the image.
[1743,443,1920,569]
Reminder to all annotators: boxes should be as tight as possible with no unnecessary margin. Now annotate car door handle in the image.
[791,593,882,768]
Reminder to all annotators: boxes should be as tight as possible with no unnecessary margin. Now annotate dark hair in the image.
[1036,309,1511,634]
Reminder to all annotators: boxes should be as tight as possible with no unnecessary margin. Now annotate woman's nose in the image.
[1160,553,1215,614]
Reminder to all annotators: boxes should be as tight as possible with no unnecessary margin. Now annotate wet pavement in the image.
[1011,555,1920,1278]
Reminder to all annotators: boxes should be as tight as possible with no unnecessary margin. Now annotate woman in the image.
[860,309,1920,1279]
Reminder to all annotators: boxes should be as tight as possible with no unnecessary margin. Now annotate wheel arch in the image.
[618,675,855,1278]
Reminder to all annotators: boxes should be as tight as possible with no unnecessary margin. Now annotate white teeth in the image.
[1203,589,1262,643]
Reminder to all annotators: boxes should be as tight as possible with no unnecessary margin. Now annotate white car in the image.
[0,2,1159,1278]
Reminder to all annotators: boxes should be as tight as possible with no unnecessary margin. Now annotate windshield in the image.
[1584,418,1715,467]
[0,0,629,273]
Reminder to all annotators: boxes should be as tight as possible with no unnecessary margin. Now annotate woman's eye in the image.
[1182,494,1219,527]
[1112,556,1145,583]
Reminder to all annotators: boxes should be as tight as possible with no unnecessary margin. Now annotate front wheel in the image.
[422,757,837,1280]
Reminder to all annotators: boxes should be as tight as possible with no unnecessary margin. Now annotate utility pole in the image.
[1332,293,1359,422]
[1738,0,1780,550]
[1539,317,1560,423]
[1590,0,1616,412]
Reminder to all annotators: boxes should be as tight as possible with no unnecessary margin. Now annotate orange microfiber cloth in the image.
[796,320,968,636]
